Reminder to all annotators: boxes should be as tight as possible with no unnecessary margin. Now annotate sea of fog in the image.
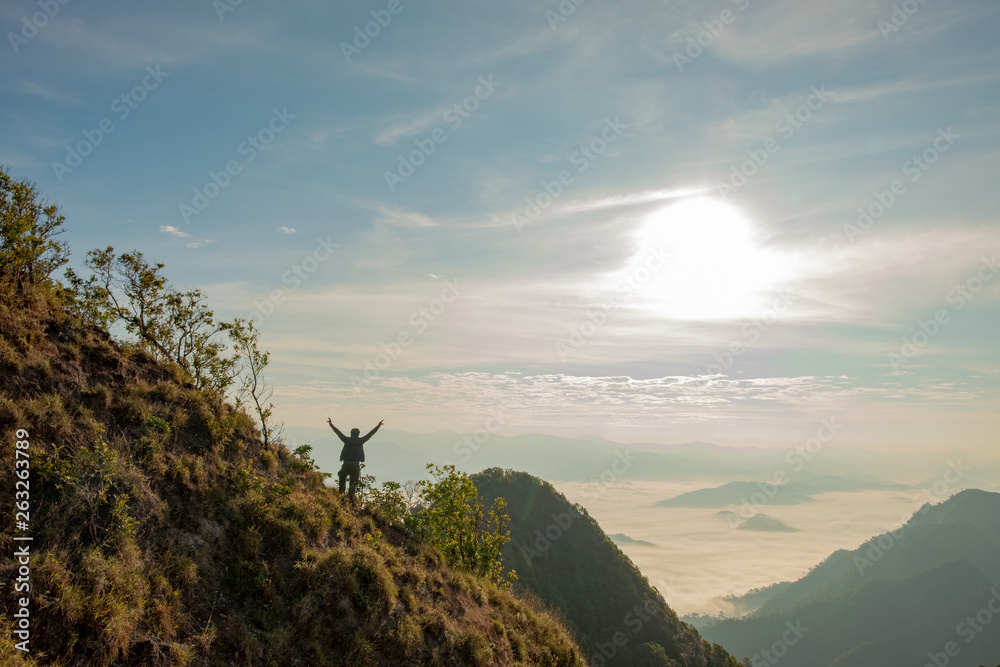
[551,481,929,616]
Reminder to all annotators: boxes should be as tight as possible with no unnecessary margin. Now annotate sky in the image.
[3,0,999,452]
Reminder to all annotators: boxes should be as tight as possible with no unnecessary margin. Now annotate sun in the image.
[619,198,792,320]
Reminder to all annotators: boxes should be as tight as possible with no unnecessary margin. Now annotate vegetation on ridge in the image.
[0,166,584,665]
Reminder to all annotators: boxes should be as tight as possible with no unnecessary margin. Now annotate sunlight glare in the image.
[621,198,793,320]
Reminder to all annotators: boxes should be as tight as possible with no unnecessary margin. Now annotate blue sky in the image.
[3,0,999,451]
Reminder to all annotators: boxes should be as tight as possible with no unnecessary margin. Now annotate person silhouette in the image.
[327,417,383,502]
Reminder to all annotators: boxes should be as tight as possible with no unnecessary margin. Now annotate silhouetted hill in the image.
[655,481,816,508]
[702,489,1000,667]
[609,533,655,546]
[473,469,738,667]
[705,560,1000,667]
[735,489,1000,616]
[0,283,585,665]
[737,514,799,533]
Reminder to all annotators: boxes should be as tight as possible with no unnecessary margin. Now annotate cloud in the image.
[554,187,712,215]
[274,370,994,434]
[276,226,298,234]
[41,12,269,72]
[373,106,445,146]
[375,206,440,228]
[160,225,190,238]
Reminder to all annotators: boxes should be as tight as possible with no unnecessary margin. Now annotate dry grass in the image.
[0,284,586,666]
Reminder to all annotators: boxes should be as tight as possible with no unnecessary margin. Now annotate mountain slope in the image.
[704,559,1000,667]
[738,489,1000,616]
[473,468,738,667]
[0,284,585,666]
[702,489,1000,667]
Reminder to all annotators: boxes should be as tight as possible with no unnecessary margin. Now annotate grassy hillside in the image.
[473,469,739,667]
[0,278,586,665]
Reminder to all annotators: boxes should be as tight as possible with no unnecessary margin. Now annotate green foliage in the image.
[142,414,172,434]
[34,440,139,547]
[635,642,680,666]
[224,317,280,447]
[357,471,409,527]
[291,443,331,479]
[63,249,285,450]
[410,464,516,587]
[64,246,235,393]
[0,166,70,288]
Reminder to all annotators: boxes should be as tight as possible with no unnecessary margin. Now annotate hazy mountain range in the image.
[284,426,1000,491]
[697,489,1000,667]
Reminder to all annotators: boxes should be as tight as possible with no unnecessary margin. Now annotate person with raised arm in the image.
[327,417,383,503]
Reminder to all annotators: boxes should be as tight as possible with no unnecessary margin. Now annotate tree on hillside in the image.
[0,166,70,288]
[224,317,281,447]
[411,464,516,586]
[65,248,286,445]
[65,246,235,393]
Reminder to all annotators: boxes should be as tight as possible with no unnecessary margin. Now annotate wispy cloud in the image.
[555,187,712,215]
[375,206,441,228]
[160,225,190,238]
[373,106,445,146]
[276,226,298,234]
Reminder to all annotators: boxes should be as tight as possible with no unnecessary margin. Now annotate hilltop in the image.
[0,275,593,666]
[473,469,738,667]
[0,169,587,665]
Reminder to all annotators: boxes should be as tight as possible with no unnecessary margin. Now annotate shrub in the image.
[409,464,515,586]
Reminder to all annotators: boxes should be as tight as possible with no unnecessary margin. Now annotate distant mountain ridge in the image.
[656,481,816,508]
[284,425,1000,490]
[701,489,1000,667]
